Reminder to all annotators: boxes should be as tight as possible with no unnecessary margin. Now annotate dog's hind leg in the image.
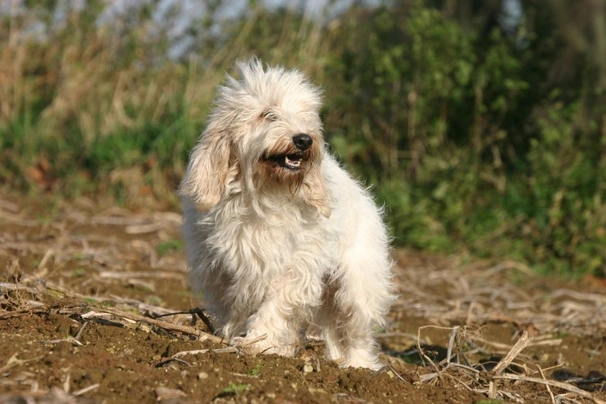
[316,291,381,369]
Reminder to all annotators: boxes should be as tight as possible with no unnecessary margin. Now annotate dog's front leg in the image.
[230,297,301,357]
[323,245,395,370]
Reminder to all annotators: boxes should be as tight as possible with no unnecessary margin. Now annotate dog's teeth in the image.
[285,156,301,168]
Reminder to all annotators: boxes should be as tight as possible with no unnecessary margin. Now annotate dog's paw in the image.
[340,356,382,370]
[340,349,383,370]
[231,335,295,357]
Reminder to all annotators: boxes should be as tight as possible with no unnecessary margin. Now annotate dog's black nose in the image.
[293,134,313,151]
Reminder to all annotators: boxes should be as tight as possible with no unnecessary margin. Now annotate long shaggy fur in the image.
[180,59,395,370]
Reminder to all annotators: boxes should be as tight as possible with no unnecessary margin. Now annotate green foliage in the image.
[1,1,605,277]
[248,363,263,377]
[501,102,606,276]
[71,268,86,278]
[156,239,184,256]
[222,383,248,396]
[324,1,606,277]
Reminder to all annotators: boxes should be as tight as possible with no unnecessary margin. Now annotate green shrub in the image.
[324,1,606,276]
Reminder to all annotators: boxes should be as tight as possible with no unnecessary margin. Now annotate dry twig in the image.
[493,374,606,404]
[492,330,531,374]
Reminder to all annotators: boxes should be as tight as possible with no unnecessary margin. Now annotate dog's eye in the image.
[261,109,276,122]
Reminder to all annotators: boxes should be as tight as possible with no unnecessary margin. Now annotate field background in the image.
[2,0,605,277]
[1,0,605,403]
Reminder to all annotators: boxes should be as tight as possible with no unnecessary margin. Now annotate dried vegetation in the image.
[1,193,605,403]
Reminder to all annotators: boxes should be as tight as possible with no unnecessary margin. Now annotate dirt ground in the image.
[1,191,605,404]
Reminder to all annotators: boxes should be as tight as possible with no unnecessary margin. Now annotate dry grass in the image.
[2,11,214,139]
[392,250,606,336]
[383,249,606,402]
[1,5,331,147]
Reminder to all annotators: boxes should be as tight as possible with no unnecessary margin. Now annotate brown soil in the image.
[1,192,605,404]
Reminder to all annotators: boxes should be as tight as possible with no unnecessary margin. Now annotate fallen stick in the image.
[172,347,239,358]
[154,347,239,368]
[97,307,224,344]
[73,383,100,396]
[99,270,183,280]
[0,282,39,294]
[536,365,556,404]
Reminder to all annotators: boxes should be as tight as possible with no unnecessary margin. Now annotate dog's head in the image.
[180,59,331,217]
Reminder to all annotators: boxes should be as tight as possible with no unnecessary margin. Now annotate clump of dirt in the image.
[1,193,605,403]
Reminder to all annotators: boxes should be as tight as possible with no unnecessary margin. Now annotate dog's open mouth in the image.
[262,153,305,171]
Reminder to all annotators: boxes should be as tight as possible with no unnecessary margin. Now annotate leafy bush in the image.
[323,2,606,276]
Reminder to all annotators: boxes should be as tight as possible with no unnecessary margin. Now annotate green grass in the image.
[222,383,248,396]
[156,240,184,256]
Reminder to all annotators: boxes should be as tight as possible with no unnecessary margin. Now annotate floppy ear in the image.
[303,166,331,218]
[180,127,232,212]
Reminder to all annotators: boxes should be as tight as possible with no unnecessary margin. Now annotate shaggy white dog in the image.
[180,59,395,370]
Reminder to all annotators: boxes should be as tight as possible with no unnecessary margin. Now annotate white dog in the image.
[180,59,395,370]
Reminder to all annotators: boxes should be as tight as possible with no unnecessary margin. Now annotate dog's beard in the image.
[257,137,321,193]
[258,151,309,192]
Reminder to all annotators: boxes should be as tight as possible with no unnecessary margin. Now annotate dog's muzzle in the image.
[261,134,313,171]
